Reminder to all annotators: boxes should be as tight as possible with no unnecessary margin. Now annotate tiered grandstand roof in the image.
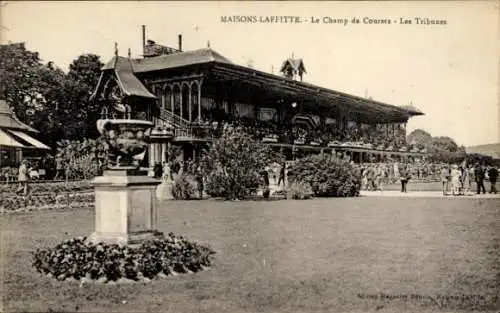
[94,48,424,123]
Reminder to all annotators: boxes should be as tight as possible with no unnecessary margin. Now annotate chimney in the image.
[178,34,182,52]
[142,25,146,56]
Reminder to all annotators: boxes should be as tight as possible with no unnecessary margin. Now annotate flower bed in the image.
[0,192,94,214]
[33,234,215,283]
[0,180,93,195]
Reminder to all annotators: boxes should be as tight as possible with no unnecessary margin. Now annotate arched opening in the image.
[181,83,190,121]
[172,84,181,117]
[163,85,172,112]
[155,86,162,111]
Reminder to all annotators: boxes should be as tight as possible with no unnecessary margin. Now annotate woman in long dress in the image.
[393,162,400,184]
[361,166,368,190]
[462,165,471,194]
[376,165,386,191]
[17,159,29,195]
[450,165,462,196]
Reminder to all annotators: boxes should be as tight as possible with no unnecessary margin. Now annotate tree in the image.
[0,43,45,123]
[68,54,103,88]
[431,136,459,152]
[427,136,466,164]
[0,43,104,146]
[200,126,273,199]
[67,54,104,139]
[407,129,432,149]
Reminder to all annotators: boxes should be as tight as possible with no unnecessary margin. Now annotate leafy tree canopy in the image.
[407,129,432,149]
[0,43,104,147]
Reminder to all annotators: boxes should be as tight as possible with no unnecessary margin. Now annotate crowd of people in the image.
[350,160,498,195]
[359,162,428,192]
[196,113,413,151]
[440,163,498,196]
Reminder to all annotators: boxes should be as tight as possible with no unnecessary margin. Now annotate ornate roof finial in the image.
[128,48,131,59]
[114,42,118,56]
[207,40,211,48]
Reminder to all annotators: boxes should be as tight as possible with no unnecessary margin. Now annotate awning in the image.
[6,130,50,150]
[0,129,25,148]
[291,114,319,128]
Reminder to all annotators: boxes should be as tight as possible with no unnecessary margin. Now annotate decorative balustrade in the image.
[174,125,214,140]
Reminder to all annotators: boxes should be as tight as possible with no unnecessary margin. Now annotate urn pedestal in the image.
[87,169,163,246]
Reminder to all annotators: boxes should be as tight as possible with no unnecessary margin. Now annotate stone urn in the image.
[97,119,153,169]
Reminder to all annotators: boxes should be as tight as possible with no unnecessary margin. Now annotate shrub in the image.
[204,168,260,199]
[56,137,109,180]
[200,127,273,200]
[287,154,361,197]
[286,181,313,200]
[171,173,197,200]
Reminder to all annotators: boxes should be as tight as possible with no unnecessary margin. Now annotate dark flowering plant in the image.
[32,233,215,282]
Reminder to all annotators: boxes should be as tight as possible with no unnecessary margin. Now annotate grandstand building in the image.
[91,28,425,168]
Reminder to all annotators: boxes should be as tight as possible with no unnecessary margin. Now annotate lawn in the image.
[1,197,499,313]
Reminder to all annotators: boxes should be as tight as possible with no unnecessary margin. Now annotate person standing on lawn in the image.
[462,164,472,194]
[261,168,270,199]
[17,159,29,195]
[474,163,486,194]
[487,165,498,194]
[450,164,462,196]
[374,165,385,191]
[54,155,64,180]
[277,162,286,187]
[195,165,204,199]
[440,164,450,195]
[399,165,409,193]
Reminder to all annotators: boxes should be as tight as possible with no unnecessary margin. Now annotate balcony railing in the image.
[174,125,215,140]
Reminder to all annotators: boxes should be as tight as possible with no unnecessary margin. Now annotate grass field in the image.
[1,197,499,313]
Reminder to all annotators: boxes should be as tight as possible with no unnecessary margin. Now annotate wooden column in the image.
[161,143,167,163]
[180,85,183,121]
[198,79,203,122]
[188,83,192,122]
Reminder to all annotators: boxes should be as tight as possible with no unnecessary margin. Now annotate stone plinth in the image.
[87,170,163,246]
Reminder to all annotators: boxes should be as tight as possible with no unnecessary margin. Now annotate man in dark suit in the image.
[278,162,286,187]
[261,169,270,199]
[474,163,486,194]
[487,166,498,194]
[399,166,410,193]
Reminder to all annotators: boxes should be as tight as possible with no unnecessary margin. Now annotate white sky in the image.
[1,1,499,146]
